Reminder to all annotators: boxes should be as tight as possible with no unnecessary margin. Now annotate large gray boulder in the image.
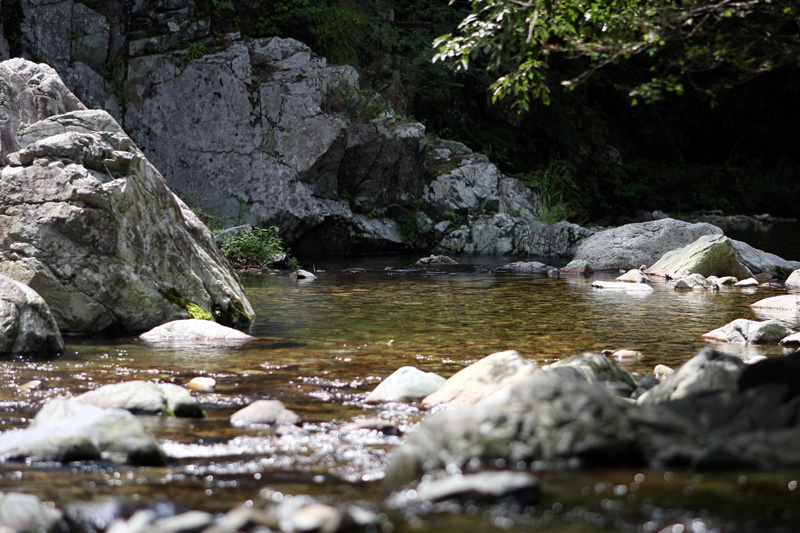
[0,274,63,357]
[561,218,723,273]
[0,398,166,465]
[0,58,254,334]
[645,234,754,279]
[731,240,800,279]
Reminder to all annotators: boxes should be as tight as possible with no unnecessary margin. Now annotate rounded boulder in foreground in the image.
[139,319,257,342]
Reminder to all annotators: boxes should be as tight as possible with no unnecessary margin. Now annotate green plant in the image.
[191,206,226,232]
[321,74,392,119]
[444,210,460,225]
[516,159,582,225]
[397,200,428,250]
[181,42,207,62]
[220,226,291,269]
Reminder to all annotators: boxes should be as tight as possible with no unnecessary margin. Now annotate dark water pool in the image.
[1,255,799,531]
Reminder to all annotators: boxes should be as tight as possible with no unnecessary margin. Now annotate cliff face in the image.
[1,0,585,258]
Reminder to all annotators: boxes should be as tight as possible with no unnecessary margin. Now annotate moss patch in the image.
[162,289,214,321]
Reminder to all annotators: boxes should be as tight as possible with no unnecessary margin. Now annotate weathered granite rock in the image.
[364,366,446,404]
[75,380,204,417]
[562,218,722,273]
[645,235,754,279]
[591,281,654,292]
[0,274,64,357]
[139,319,257,342]
[702,319,794,345]
[544,352,638,389]
[0,58,254,333]
[421,350,540,406]
[672,273,708,290]
[230,400,300,427]
[0,492,63,532]
[0,398,166,465]
[786,270,800,288]
[492,261,550,273]
[415,255,458,266]
[637,348,745,404]
[781,332,800,346]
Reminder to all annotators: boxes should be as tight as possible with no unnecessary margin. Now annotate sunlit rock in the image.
[562,218,722,273]
[544,352,638,388]
[702,319,794,345]
[187,376,216,392]
[786,269,800,289]
[0,398,166,465]
[646,235,753,280]
[230,400,300,427]
[421,350,540,406]
[672,273,707,290]
[735,277,759,287]
[653,364,674,381]
[615,269,651,283]
[637,348,745,405]
[387,471,541,508]
[364,366,445,404]
[0,274,64,357]
[781,331,800,346]
[75,380,204,417]
[750,295,800,313]
[139,319,256,342]
[591,281,654,292]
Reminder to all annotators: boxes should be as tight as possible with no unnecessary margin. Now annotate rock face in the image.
[0,274,64,357]
[645,234,754,279]
[0,58,254,334]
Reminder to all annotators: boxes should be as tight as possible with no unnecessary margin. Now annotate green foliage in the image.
[220,227,294,269]
[397,200,427,250]
[434,0,800,109]
[181,42,207,62]
[516,159,582,224]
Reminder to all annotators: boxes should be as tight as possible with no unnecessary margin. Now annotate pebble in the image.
[187,376,216,392]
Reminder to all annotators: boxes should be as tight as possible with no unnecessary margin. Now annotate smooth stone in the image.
[545,352,638,388]
[187,376,216,392]
[342,418,402,437]
[702,319,794,345]
[672,273,707,290]
[230,400,300,426]
[735,278,759,287]
[750,295,800,313]
[781,332,800,346]
[786,269,800,288]
[389,471,541,507]
[17,380,43,391]
[591,281,653,292]
[150,510,215,532]
[615,269,651,283]
[364,366,445,404]
[290,269,317,280]
[653,364,674,381]
[289,503,342,533]
[421,350,540,406]
[610,349,642,360]
[139,319,257,342]
[716,276,739,285]
[75,380,204,417]
[0,274,64,357]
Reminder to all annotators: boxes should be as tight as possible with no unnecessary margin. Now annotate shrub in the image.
[219,226,295,269]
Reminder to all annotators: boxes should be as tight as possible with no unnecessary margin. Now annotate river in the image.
[1,252,800,531]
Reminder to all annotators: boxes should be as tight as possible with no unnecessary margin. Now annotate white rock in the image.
[364,366,445,404]
[591,281,654,292]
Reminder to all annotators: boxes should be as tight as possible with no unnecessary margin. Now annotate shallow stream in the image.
[2,252,800,531]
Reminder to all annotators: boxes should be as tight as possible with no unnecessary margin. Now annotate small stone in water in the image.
[653,364,674,381]
[18,380,43,391]
[187,377,216,392]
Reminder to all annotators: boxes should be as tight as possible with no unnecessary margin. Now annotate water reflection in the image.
[0,258,799,531]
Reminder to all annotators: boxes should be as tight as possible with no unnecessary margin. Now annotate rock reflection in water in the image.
[0,257,799,531]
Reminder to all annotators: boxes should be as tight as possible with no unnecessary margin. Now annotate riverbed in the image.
[1,255,799,531]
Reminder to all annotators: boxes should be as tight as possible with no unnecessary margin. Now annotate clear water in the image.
[1,254,799,531]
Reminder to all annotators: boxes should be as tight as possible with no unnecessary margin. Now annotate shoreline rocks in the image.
[0,274,64,357]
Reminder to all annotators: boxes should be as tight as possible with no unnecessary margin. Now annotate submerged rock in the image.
[645,235,754,280]
[75,380,204,417]
[415,255,458,266]
[702,319,794,345]
[0,398,166,465]
[139,319,257,342]
[591,281,654,292]
[562,218,722,273]
[0,274,64,357]
[0,58,255,334]
[364,366,445,404]
[421,350,540,406]
[387,471,541,508]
